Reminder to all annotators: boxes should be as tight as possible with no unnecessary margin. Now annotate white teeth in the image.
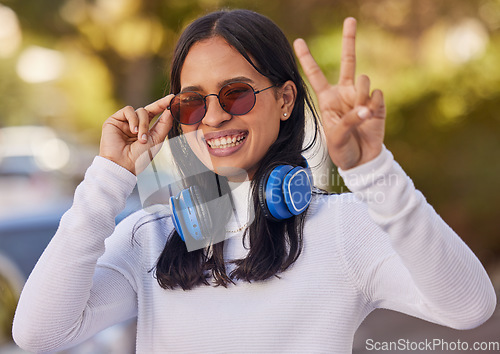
[207,134,246,149]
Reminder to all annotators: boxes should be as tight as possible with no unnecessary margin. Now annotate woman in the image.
[13,9,496,353]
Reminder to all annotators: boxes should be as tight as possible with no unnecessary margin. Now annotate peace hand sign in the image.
[99,95,174,175]
[294,18,386,170]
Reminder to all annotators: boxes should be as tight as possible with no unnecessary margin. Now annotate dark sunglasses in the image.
[167,81,276,125]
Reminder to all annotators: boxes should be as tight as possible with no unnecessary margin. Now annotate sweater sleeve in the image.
[12,157,139,353]
[338,146,496,330]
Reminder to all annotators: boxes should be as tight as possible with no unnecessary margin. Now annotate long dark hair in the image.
[153,9,321,290]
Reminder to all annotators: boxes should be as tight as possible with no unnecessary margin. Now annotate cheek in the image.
[180,123,195,135]
[188,139,214,172]
[179,127,207,163]
[259,111,282,143]
[256,97,281,127]
[183,130,196,149]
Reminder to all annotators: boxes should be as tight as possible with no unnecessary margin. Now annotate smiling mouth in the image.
[206,133,247,149]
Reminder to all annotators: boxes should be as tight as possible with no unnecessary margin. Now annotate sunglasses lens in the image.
[170,82,260,124]
[220,82,256,115]
[171,92,205,125]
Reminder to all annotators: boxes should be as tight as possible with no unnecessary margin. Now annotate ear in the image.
[279,80,297,121]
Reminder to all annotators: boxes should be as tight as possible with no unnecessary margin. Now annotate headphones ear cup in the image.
[258,167,279,221]
[258,160,313,221]
[189,185,212,237]
[260,165,294,221]
[169,195,186,241]
[170,187,207,241]
[282,166,312,216]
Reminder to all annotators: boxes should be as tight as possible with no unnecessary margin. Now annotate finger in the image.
[355,74,370,107]
[119,106,139,135]
[369,89,386,119]
[135,108,150,143]
[144,94,173,119]
[149,95,174,143]
[142,98,175,170]
[293,38,330,93]
[342,106,372,129]
[327,106,371,152]
[339,17,357,86]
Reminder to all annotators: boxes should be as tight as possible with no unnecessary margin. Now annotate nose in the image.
[201,95,232,127]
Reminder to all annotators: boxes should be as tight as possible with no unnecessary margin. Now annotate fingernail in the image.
[134,126,139,133]
[357,107,371,119]
[141,134,147,142]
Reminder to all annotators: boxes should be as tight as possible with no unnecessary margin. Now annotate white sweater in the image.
[13,147,496,353]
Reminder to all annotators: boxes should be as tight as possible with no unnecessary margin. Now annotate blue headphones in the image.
[258,162,313,221]
[169,185,212,242]
[169,161,313,242]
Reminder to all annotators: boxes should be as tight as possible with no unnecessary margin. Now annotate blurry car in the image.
[0,126,98,218]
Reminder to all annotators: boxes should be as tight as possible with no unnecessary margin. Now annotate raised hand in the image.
[99,95,174,175]
[294,18,386,170]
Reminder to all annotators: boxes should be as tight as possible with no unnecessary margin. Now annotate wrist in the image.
[337,145,389,188]
[98,154,136,176]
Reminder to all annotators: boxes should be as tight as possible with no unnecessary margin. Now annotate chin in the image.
[212,166,251,181]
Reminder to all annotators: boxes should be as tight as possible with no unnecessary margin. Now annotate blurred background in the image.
[0,0,499,352]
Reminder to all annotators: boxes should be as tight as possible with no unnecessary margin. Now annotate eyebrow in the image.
[180,76,255,93]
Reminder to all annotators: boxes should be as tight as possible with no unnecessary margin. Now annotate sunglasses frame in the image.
[168,81,276,125]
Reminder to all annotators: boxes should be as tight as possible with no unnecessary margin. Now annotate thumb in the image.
[149,108,173,146]
[343,106,372,126]
[327,106,372,148]
[334,106,372,137]
[133,109,174,175]
[136,109,173,170]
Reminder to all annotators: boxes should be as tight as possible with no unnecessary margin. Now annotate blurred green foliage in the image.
[0,274,17,343]
[0,0,499,262]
